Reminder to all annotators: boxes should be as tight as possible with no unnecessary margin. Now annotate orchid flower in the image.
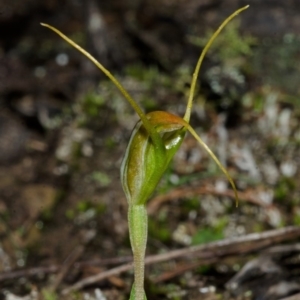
[41,6,248,299]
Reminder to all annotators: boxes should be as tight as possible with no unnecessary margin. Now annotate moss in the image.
[65,199,106,221]
[192,217,228,245]
[293,212,300,226]
[90,171,111,187]
[148,211,172,243]
[181,197,200,212]
[81,91,106,117]
[274,177,296,203]
[190,20,256,62]
[42,290,58,300]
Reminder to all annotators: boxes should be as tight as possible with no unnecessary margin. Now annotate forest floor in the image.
[0,1,300,299]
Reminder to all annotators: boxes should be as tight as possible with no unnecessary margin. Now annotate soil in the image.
[0,1,300,299]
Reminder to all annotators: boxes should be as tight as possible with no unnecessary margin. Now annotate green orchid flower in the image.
[41,6,248,299]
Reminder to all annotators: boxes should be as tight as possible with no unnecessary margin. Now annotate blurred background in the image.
[0,0,300,299]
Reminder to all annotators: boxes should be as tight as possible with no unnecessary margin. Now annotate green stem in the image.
[128,205,148,300]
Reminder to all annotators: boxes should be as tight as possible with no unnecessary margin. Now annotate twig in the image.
[77,255,133,267]
[0,265,59,282]
[62,262,134,294]
[62,226,300,294]
[50,245,85,292]
[151,239,294,283]
[0,256,133,283]
[148,185,273,214]
[281,293,300,300]
[151,261,206,283]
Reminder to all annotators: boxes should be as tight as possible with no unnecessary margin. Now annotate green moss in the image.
[76,200,90,212]
[65,208,75,220]
[196,265,212,275]
[253,222,264,233]
[192,217,228,245]
[90,171,111,187]
[42,290,57,300]
[66,199,106,220]
[82,91,106,117]
[253,33,300,94]
[181,197,200,214]
[275,177,296,203]
[148,216,171,243]
[190,20,256,62]
[293,214,300,226]
[151,283,183,300]
[104,137,117,149]
[192,227,223,245]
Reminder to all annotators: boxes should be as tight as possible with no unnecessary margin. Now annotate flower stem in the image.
[128,205,148,300]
